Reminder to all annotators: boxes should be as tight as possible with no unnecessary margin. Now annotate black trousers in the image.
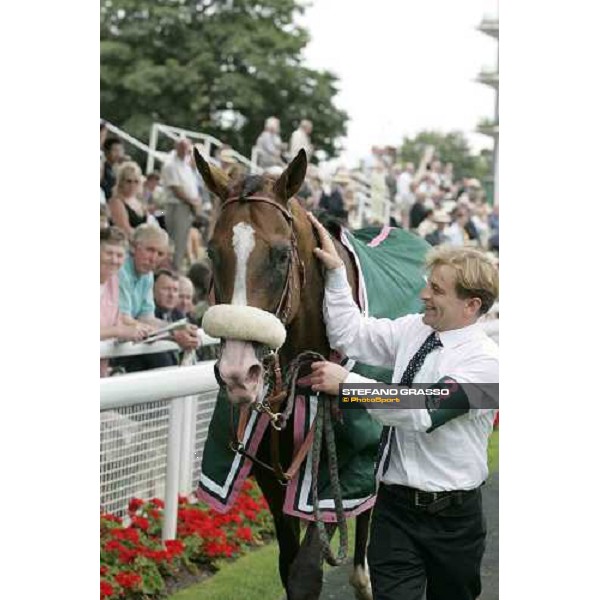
[367,484,486,600]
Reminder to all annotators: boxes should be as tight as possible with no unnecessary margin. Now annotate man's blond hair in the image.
[425,246,499,314]
[132,223,168,247]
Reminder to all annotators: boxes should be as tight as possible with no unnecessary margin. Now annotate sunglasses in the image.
[125,179,140,184]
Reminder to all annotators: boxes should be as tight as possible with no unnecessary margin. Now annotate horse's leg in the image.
[287,521,327,600]
[254,468,300,595]
[349,509,373,600]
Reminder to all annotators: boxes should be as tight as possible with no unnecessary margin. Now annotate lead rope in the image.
[283,351,348,566]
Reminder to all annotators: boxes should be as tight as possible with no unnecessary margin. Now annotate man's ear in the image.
[273,149,307,203]
[193,147,229,201]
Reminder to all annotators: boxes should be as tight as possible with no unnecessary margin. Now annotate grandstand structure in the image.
[102,119,390,227]
[476,14,499,206]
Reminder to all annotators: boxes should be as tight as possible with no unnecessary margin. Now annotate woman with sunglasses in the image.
[108,161,148,239]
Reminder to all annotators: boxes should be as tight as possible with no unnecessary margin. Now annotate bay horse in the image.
[194,148,372,600]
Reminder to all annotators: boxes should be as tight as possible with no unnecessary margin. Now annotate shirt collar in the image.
[437,321,482,349]
[124,254,145,282]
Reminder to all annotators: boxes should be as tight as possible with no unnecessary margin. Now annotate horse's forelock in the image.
[228,174,271,201]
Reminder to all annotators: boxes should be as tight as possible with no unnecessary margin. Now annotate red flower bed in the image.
[100,479,273,599]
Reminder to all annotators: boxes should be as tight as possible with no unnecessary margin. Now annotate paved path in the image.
[320,472,499,599]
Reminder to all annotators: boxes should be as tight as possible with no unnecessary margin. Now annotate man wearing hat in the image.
[425,210,451,246]
[319,172,350,223]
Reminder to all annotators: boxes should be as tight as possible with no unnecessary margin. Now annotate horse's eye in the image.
[271,247,290,268]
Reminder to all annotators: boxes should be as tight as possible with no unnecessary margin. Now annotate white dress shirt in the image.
[161,155,199,205]
[324,266,499,492]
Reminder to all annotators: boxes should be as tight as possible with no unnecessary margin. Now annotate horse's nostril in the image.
[247,364,262,384]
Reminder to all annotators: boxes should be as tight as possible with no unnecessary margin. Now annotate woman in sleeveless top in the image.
[109,161,148,239]
[100,227,150,376]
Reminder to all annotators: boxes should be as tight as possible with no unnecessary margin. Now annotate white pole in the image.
[178,352,197,495]
[162,397,184,543]
[179,396,197,495]
[148,124,158,174]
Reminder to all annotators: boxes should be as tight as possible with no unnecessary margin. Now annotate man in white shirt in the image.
[255,116,285,168]
[161,138,202,271]
[306,212,498,600]
[289,119,313,161]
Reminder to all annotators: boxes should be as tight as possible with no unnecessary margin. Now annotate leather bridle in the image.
[217,194,305,325]
[210,194,309,483]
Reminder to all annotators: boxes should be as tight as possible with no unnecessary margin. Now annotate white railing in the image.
[100,361,220,542]
[148,122,261,175]
[350,172,393,228]
[103,120,169,166]
[100,330,220,360]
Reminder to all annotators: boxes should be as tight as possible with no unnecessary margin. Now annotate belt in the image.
[382,483,480,514]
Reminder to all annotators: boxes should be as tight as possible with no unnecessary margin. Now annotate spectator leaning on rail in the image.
[114,224,199,373]
[177,276,197,323]
[161,137,203,271]
[100,226,151,376]
[306,212,498,600]
[137,269,189,370]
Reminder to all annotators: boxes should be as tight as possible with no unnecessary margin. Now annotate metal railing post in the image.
[147,124,158,174]
[179,396,197,495]
[162,397,185,543]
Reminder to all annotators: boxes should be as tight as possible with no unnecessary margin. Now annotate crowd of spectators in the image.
[100,117,499,376]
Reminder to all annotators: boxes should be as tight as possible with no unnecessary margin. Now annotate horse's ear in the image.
[273,149,307,203]
[193,147,229,201]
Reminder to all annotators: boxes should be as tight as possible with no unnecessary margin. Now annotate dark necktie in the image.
[375,331,443,477]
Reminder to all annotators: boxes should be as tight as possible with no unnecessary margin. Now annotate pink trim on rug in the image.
[367,225,392,248]
[283,394,308,517]
[284,495,376,523]
[198,412,271,514]
[283,394,376,521]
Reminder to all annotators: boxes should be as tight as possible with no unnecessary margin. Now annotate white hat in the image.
[265,165,284,176]
[432,210,451,224]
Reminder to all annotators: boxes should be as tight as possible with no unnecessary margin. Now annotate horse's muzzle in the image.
[216,339,264,405]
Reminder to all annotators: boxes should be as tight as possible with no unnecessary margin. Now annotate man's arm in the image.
[169,185,200,210]
[324,267,403,368]
[311,365,488,434]
[162,162,199,210]
[364,351,499,432]
[308,212,406,369]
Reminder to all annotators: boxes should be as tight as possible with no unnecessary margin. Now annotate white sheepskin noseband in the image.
[202,304,287,349]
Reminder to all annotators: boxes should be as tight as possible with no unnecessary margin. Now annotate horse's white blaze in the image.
[231,222,256,306]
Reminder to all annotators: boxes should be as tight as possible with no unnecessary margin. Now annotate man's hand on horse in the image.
[307,212,344,270]
[310,361,349,395]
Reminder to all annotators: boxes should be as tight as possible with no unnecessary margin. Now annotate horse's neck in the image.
[281,228,358,366]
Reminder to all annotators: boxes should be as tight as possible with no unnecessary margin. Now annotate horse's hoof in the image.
[349,565,373,600]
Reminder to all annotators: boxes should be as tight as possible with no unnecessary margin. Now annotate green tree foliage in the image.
[100,0,348,160]
[397,130,491,182]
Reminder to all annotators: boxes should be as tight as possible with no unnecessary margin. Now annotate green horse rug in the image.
[198,225,430,520]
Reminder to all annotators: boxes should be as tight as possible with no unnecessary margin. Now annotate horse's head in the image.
[194,148,308,405]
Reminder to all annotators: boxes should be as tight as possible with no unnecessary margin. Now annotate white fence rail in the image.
[100,330,220,360]
[100,361,220,542]
[148,122,261,175]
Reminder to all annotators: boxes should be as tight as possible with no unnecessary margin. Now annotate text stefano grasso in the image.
[341,388,450,396]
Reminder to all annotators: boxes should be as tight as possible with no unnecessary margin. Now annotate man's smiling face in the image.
[420,265,480,331]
